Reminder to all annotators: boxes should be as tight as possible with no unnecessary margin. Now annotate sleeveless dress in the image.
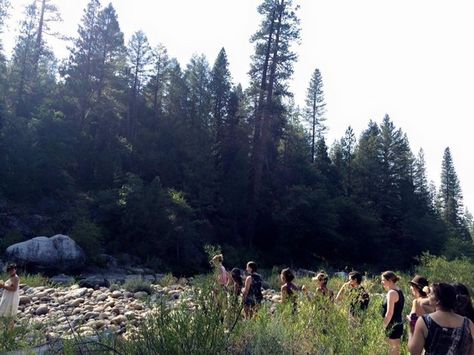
[0,279,20,317]
[422,314,472,355]
[283,282,299,314]
[217,265,228,287]
[382,289,405,339]
[244,273,263,307]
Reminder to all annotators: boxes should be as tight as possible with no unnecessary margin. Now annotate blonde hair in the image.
[212,254,223,263]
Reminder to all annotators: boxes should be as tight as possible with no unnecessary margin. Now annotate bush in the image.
[70,218,104,260]
[416,253,474,290]
[124,278,153,294]
[159,273,177,287]
[118,281,227,355]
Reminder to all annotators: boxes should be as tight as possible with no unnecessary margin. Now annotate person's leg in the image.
[387,338,401,355]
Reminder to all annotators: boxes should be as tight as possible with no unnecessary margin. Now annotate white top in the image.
[0,278,20,317]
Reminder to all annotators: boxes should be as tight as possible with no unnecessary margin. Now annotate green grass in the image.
[0,272,51,288]
[5,256,473,354]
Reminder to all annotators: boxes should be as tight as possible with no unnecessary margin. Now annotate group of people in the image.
[211,254,474,355]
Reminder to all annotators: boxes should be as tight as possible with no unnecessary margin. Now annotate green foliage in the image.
[0,272,51,288]
[70,218,104,260]
[123,278,153,294]
[0,317,45,352]
[0,229,25,252]
[118,281,227,355]
[416,253,474,288]
[158,273,177,287]
[0,0,468,274]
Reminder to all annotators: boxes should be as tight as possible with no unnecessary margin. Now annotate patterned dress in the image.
[422,314,472,355]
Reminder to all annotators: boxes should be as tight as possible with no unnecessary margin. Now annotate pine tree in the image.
[247,0,300,246]
[64,0,102,125]
[184,54,211,130]
[146,43,169,119]
[127,30,152,139]
[413,148,431,205]
[439,147,465,236]
[9,1,38,116]
[305,68,326,162]
[31,0,62,77]
[378,115,413,224]
[0,0,9,116]
[210,48,232,146]
[332,126,356,196]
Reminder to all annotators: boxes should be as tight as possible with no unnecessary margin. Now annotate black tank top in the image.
[382,289,405,324]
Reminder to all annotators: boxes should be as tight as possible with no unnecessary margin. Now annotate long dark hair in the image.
[231,268,243,288]
[431,283,457,311]
[452,283,474,322]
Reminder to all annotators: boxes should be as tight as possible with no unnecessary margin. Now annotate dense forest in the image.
[0,0,472,274]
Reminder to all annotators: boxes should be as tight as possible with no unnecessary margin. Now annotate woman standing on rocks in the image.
[0,264,20,329]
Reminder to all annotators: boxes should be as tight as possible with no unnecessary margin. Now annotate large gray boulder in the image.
[5,234,85,272]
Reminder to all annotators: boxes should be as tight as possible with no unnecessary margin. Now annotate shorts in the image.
[244,297,261,307]
[386,322,403,339]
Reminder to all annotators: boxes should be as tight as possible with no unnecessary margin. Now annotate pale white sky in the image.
[3,0,474,211]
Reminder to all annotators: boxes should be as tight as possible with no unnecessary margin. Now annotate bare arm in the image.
[410,299,417,316]
[335,282,349,302]
[408,316,427,355]
[242,276,252,300]
[383,290,398,327]
[281,285,288,303]
[1,276,19,292]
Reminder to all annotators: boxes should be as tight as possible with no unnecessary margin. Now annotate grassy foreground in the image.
[0,254,473,354]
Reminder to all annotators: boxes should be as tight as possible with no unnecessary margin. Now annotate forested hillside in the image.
[0,0,472,274]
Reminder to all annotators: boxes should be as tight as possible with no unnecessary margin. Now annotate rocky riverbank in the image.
[11,281,282,342]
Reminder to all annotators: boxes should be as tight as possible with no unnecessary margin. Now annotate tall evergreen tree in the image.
[332,126,356,196]
[305,68,326,162]
[439,147,466,237]
[64,0,102,125]
[146,43,169,120]
[413,148,431,205]
[31,0,62,77]
[9,1,38,116]
[126,30,152,139]
[247,0,300,246]
[210,48,232,149]
[0,0,9,116]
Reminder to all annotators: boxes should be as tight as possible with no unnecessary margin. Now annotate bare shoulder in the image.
[388,289,399,298]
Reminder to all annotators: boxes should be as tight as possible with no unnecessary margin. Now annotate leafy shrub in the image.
[118,281,227,355]
[416,253,474,289]
[159,273,177,287]
[70,218,104,260]
[124,278,153,294]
